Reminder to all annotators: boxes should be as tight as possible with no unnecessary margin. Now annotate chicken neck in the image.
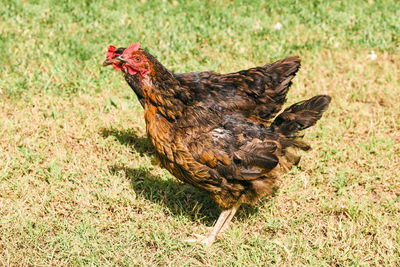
[130,51,193,122]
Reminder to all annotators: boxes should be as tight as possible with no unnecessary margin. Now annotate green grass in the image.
[1,0,399,265]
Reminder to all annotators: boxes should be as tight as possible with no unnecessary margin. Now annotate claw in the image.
[183,233,206,243]
[183,234,214,246]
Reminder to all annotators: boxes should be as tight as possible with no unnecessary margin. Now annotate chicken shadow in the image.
[109,165,260,225]
[102,127,259,224]
[100,127,154,156]
[110,165,221,224]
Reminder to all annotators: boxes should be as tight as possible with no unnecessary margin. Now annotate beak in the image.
[102,56,127,67]
[102,58,112,66]
[114,56,128,63]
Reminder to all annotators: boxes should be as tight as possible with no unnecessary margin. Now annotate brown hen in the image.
[103,43,331,246]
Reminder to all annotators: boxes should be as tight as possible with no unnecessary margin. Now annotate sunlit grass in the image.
[0,0,399,265]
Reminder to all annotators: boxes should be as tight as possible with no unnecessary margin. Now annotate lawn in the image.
[1,0,399,265]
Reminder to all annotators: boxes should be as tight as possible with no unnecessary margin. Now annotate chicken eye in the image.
[133,56,141,62]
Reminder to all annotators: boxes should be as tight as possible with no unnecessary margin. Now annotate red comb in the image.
[123,42,141,55]
[106,45,117,59]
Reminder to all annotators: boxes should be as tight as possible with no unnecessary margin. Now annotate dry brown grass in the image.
[1,48,399,265]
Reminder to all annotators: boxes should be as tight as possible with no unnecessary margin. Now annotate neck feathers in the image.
[139,50,192,121]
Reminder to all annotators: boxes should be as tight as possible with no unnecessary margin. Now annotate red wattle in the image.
[127,66,137,75]
[113,64,122,71]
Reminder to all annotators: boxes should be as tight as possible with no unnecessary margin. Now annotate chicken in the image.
[103,42,331,246]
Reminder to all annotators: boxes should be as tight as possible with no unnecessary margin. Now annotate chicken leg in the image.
[184,204,240,246]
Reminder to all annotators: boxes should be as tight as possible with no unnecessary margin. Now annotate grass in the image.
[1,0,399,265]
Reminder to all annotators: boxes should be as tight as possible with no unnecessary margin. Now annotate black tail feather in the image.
[266,56,301,107]
[266,56,301,85]
[272,95,331,138]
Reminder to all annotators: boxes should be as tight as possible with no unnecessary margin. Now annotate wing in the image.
[186,113,281,182]
[175,56,301,123]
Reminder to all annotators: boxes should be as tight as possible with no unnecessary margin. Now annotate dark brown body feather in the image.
[113,48,330,210]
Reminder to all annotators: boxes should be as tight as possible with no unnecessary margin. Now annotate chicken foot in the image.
[184,204,240,246]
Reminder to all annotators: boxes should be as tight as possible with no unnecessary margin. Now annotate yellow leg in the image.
[218,204,239,234]
[184,204,240,246]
